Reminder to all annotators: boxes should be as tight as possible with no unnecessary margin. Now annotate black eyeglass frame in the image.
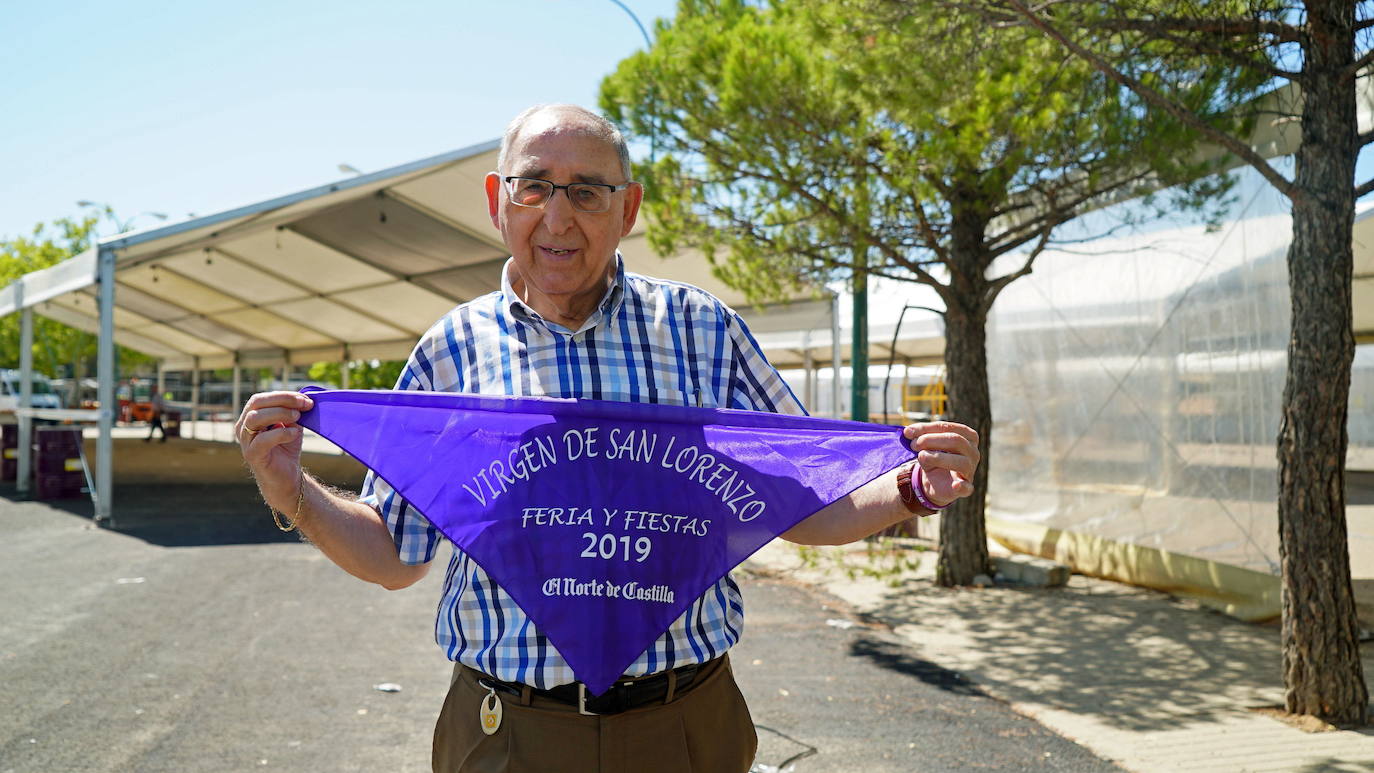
[502,176,632,213]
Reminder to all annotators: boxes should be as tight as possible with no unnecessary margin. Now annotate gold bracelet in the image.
[270,473,306,532]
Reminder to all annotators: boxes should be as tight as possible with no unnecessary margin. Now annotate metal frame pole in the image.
[95,246,115,525]
[340,358,350,389]
[190,359,200,440]
[16,305,32,493]
[801,330,814,414]
[231,361,242,416]
[831,292,842,419]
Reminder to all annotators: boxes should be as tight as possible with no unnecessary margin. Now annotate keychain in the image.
[479,684,503,736]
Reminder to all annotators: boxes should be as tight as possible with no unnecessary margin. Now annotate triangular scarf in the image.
[297,387,913,694]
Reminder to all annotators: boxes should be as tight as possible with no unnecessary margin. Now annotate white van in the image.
[0,370,64,413]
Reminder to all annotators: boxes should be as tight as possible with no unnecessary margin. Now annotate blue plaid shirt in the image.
[359,254,804,688]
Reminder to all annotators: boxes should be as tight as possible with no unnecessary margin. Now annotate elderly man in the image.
[237,104,979,773]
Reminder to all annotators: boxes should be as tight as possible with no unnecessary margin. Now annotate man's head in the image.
[485,104,642,327]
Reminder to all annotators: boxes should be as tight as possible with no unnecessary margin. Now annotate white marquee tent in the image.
[0,139,944,522]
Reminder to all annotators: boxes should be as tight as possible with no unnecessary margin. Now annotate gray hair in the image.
[497,104,632,182]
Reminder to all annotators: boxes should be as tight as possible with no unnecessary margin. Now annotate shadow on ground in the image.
[863,574,1374,735]
[0,482,307,547]
[2,434,368,548]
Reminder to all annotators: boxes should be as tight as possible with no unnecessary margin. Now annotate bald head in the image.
[497,104,632,181]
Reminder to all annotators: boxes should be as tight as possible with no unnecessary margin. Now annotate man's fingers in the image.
[242,406,303,432]
[242,391,315,414]
[910,431,980,466]
[917,448,977,481]
[903,421,979,448]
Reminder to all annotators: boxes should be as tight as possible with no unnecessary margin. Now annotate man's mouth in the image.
[542,246,577,256]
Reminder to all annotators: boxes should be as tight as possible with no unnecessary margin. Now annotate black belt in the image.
[477,659,709,715]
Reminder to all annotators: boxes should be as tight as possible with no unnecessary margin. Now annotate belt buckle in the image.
[577,683,598,716]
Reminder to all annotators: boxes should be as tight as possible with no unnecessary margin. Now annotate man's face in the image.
[485,115,641,316]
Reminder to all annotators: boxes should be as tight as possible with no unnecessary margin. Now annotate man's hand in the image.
[235,391,315,511]
[902,421,980,507]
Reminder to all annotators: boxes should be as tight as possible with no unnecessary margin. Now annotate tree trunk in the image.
[1277,0,1367,725]
[938,301,993,585]
[936,193,994,586]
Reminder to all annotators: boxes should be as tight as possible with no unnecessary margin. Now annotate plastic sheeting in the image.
[985,162,1373,579]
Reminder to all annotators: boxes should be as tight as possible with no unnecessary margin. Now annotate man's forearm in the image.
[285,476,430,590]
[780,467,920,546]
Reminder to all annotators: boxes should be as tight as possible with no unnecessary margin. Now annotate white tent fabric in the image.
[1,138,945,520]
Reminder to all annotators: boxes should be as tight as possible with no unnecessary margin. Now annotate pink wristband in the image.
[912,466,948,511]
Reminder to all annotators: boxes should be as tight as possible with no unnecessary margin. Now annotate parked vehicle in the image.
[0,370,63,413]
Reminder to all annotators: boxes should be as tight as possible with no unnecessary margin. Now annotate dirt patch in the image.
[1250,705,1342,733]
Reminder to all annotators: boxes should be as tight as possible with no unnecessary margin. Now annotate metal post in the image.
[156,360,165,398]
[801,330,815,414]
[16,305,32,493]
[231,362,242,417]
[830,292,842,419]
[340,358,350,389]
[190,359,200,440]
[280,364,290,389]
[851,251,869,422]
[95,246,115,525]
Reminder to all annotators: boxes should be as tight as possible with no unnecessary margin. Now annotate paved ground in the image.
[745,541,1374,772]
[1,438,1116,772]
[9,433,1374,771]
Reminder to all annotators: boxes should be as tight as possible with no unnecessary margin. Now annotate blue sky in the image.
[0,0,679,241]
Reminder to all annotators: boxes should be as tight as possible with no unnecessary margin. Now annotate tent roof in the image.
[0,139,856,371]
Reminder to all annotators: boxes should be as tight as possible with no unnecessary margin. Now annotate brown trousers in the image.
[432,656,756,773]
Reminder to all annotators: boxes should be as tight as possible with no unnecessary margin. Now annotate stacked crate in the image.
[1,423,16,482]
[32,427,85,499]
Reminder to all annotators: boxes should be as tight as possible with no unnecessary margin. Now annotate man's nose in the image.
[541,188,577,234]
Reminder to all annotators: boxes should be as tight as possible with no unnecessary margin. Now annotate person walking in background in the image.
[145,391,166,443]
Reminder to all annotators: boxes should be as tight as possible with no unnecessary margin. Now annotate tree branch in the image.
[981,226,1052,316]
[1345,47,1374,79]
[1079,14,1304,44]
[1004,0,1302,205]
[1356,178,1374,200]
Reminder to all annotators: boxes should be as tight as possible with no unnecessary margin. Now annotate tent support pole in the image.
[831,292,842,419]
[16,305,32,493]
[232,361,241,417]
[190,359,200,440]
[95,246,115,525]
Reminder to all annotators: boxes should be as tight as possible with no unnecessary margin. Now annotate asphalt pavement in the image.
[1,473,1116,772]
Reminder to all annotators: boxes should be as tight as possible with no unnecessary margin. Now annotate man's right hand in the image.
[235,390,315,511]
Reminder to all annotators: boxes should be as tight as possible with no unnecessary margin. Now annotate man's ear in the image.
[620,181,644,238]
[485,172,502,228]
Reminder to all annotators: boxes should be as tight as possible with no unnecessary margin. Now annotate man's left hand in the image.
[902,422,981,507]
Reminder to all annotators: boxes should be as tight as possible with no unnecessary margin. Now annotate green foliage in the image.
[0,216,153,377]
[599,0,1260,310]
[307,359,406,389]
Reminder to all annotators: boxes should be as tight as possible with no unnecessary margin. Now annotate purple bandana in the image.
[297,388,913,694]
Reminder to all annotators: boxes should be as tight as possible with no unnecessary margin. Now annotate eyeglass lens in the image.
[508,179,613,212]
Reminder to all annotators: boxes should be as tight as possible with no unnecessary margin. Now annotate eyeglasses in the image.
[503,176,631,213]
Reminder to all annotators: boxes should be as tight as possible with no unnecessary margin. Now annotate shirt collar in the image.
[500,252,626,334]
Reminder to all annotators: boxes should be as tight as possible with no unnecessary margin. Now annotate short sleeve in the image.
[722,307,807,417]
